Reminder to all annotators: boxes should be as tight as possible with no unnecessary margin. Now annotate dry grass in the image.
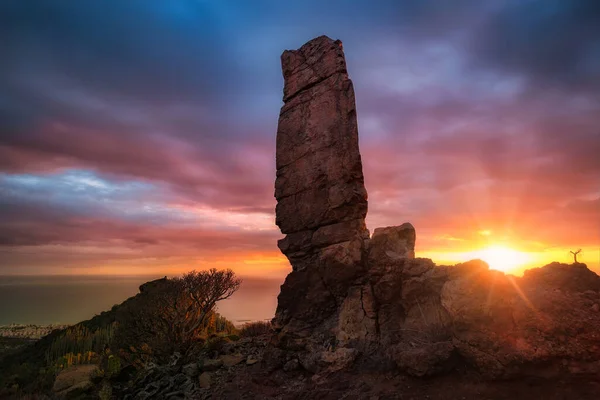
[239,321,272,338]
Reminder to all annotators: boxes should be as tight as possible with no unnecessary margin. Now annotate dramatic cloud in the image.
[1,0,599,275]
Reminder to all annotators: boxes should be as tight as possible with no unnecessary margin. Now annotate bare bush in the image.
[113,269,241,361]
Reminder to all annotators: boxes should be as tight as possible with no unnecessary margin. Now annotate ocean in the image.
[0,275,282,326]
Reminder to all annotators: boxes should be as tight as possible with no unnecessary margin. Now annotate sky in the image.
[1,0,599,277]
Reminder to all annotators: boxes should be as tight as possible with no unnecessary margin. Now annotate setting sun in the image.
[474,245,531,273]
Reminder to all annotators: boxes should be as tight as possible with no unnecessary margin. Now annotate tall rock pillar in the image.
[273,36,369,342]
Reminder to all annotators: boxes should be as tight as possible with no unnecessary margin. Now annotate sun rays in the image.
[473,245,532,273]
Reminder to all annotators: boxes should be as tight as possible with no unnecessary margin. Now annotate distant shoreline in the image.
[0,275,279,326]
[0,324,70,340]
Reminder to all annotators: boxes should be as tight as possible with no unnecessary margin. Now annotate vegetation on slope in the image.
[0,269,242,398]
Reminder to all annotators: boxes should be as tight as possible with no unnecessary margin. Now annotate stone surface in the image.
[273,35,369,346]
[274,35,367,240]
[368,223,416,264]
[219,354,244,367]
[53,364,98,396]
[198,372,211,389]
[182,362,199,377]
[246,355,259,365]
[113,335,275,399]
[200,358,224,371]
[281,36,347,102]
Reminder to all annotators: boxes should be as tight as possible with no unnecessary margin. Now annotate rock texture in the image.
[114,336,271,399]
[273,35,369,344]
[274,36,368,253]
[272,35,600,381]
[52,364,99,397]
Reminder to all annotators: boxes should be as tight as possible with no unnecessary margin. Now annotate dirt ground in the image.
[207,364,600,400]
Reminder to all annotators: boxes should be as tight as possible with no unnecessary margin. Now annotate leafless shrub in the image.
[113,269,241,361]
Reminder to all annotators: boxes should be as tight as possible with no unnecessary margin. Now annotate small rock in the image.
[219,354,244,367]
[592,303,599,312]
[246,355,259,365]
[283,359,299,372]
[182,363,199,377]
[198,372,211,389]
[200,358,223,371]
[164,390,184,398]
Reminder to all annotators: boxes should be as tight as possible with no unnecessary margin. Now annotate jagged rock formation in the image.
[272,35,600,380]
[273,36,369,346]
[274,35,368,265]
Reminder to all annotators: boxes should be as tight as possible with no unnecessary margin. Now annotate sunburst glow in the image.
[473,245,531,273]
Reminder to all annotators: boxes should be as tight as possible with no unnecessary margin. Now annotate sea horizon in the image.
[0,274,282,326]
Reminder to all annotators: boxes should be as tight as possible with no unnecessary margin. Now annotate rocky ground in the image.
[44,322,600,400]
[79,333,598,400]
[207,366,600,400]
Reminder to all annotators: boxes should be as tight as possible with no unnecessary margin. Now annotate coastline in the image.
[0,324,70,340]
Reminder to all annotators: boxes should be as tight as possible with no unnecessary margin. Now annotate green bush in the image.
[226,334,240,342]
[203,336,230,356]
[99,381,113,400]
[105,355,122,379]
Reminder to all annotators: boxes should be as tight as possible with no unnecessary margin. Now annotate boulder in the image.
[368,223,416,267]
[52,364,99,396]
[219,354,244,367]
[198,372,211,389]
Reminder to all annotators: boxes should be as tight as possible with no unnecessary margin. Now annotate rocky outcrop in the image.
[273,35,369,343]
[272,35,600,380]
[274,35,367,253]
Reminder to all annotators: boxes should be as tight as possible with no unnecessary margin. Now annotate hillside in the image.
[0,277,238,398]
